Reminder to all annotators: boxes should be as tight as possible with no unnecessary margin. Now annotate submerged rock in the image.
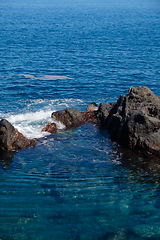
[106,86,160,155]
[0,119,37,151]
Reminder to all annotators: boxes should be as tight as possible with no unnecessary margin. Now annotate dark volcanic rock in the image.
[41,122,57,133]
[51,103,116,129]
[81,103,99,125]
[106,86,160,155]
[49,86,160,156]
[51,108,84,128]
[82,102,116,126]
[0,119,37,151]
[95,102,116,126]
[82,110,96,123]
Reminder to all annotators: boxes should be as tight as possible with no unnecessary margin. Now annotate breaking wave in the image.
[6,110,65,139]
[0,98,85,140]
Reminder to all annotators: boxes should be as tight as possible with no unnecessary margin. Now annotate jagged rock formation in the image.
[1,86,160,156]
[0,119,37,151]
[51,86,160,155]
[106,86,160,155]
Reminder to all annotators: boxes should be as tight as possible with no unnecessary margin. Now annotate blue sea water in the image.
[0,0,160,239]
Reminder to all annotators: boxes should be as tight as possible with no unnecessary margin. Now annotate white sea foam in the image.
[0,98,85,139]
[6,110,65,139]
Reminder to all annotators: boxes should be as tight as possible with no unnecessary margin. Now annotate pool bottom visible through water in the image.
[0,0,160,238]
[0,122,160,240]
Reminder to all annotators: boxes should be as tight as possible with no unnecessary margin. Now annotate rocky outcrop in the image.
[2,85,158,157]
[48,86,160,155]
[106,86,160,155]
[0,119,37,151]
[51,102,116,129]
[51,108,85,128]
[81,102,115,125]
[94,102,116,126]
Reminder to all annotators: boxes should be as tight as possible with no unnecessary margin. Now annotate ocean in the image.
[0,0,160,239]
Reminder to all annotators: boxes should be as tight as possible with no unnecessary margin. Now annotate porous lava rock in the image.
[0,119,37,151]
[106,86,160,155]
[51,108,84,128]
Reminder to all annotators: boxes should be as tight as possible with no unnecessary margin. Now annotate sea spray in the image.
[0,98,83,139]
[6,110,65,139]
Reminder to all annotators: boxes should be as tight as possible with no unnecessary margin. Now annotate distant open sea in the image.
[0,0,160,239]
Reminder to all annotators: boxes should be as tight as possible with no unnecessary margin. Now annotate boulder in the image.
[106,86,160,155]
[82,102,116,125]
[0,119,37,151]
[95,102,116,126]
[86,102,99,111]
[41,122,57,133]
[51,103,116,129]
[51,108,84,128]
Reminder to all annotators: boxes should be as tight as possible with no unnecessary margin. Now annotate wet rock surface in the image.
[51,108,84,128]
[0,119,37,151]
[41,122,57,133]
[51,102,116,128]
[1,86,160,156]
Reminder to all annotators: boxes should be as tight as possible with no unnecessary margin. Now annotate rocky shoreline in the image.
[1,86,160,157]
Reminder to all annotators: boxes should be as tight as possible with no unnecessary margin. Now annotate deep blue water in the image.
[0,0,160,239]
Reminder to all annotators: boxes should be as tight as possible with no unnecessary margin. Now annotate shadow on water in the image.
[99,228,160,240]
[40,182,65,203]
[0,126,160,239]
[97,126,160,179]
[0,150,14,170]
[0,124,160,178]
[115,145,160,176]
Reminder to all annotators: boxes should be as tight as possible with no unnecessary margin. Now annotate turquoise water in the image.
[0,0,160,239]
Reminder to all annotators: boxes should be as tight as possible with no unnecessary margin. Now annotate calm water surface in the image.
[0,0,160,239]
